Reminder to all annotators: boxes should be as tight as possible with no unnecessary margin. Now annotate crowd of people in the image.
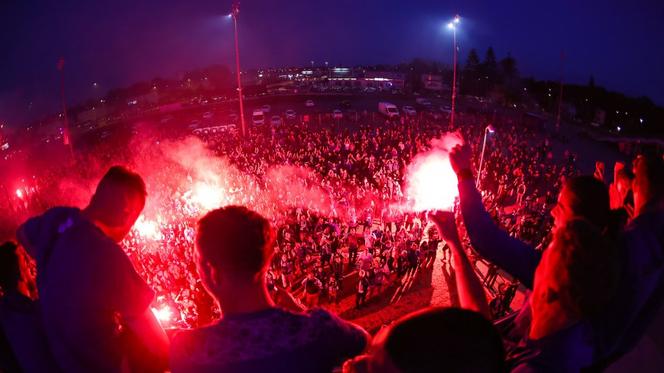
[114,110,579,327]
[0,107,663,372]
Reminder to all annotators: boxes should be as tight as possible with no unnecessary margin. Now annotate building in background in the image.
[362,71,405,90]
[421,74,445,91]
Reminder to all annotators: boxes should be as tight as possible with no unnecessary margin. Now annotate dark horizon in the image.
[2,0,663,127]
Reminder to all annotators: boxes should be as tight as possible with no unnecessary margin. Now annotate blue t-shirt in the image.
[171,307,368,373]
[18,207,154,373]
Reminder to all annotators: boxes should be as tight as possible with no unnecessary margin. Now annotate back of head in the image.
[196,206,274,276]
[564,175,610,230]
[381,307,505,373]
[0,241,20,293]
[553,219,619,318]
[633,153,664,205]
[88,166,147,228]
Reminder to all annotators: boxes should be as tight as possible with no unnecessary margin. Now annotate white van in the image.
[378,102,400,118]
[252,109,265,126]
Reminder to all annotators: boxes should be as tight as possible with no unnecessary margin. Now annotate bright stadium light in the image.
[447,14,461,128]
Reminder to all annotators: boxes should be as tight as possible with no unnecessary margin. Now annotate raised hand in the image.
[429,211,461,244]
[449,144,473,174]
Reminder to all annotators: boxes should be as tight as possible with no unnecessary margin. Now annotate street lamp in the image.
[230,2,247,137]
[477,124,495,186]
[447,15,460,128]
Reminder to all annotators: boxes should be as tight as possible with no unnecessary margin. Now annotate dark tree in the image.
[480,47,498,92]
[499,53,520,103]
[461,49,481,95]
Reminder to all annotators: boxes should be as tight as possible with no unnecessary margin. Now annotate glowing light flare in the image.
[405,133,463,212]
[191,182,225,211]
[134,215,163,241]
[151,306,172,325]
[406,152,459,211]
[15,189,23,199]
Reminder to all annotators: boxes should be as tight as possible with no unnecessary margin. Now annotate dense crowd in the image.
[2,110,578,329]
[112,110,577,328]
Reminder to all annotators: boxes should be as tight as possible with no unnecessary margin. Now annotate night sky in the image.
[1,0,663,126]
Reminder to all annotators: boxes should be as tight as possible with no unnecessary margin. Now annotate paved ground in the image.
[317,247,464,334]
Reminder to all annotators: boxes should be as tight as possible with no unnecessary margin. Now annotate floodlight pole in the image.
[450,24,457,128]
[231,2,246,137]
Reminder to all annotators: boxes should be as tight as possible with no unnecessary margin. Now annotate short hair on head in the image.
[96,165,147,201]
[0,241,20,291]
[564,175,610,230]
[552,218,619,318]
[196,206,274,275]
[89,166,147,226]
[384,307,505,373]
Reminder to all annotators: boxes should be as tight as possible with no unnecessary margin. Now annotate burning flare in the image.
[405,133,463,212]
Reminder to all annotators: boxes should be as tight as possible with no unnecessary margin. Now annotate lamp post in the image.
[447,15,460,128]
[477,124,495,186]
[230,2,246,137]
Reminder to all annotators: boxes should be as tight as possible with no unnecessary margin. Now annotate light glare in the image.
[152,306,172,324]
[405,133,464,212]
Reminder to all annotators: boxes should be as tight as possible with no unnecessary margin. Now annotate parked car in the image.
[285,109,297,119]
[378,102,400,118]
[228,113,239,123]
[305,100,315,107]
[332,110,343,120]
[415,98,432,106]
[189,120,201,129]
[261,104,271,113]
[424,108,443,120]
[252,110,265,126]
[203,111,213,119]
[270,115,282,126]
[402,106,417,116]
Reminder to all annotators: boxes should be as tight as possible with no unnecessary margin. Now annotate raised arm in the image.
[450,144,540,288]
[431,211,490,319]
